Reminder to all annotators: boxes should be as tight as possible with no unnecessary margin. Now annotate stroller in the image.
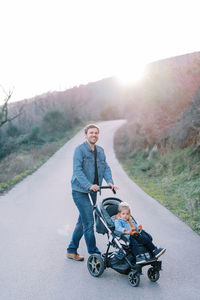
[87,186,163,287]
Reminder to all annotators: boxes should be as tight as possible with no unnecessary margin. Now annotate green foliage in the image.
[26,127,44,145]
[0,123,83,193]
[6,123,20,137]
[115,127,200,234]
[0,109,73,160]
[42,110,68,136]
[139,160,154,172]
[0,136,19,159]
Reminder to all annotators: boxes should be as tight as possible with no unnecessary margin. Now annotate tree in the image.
[0,88,22,128]
[42,110,68,133]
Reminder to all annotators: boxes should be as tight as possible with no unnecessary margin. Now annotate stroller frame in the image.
[87,187,162,287]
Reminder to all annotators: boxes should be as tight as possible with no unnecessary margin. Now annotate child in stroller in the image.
[114,201,166,264]
[87,187,166,287]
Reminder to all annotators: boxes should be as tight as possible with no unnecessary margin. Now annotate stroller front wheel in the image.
[87,254,104,277]
[128,271,140,287]
[147,267,160,282]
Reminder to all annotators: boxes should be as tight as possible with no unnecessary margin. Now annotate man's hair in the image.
[84,124,100,134]
[118,202,131,213]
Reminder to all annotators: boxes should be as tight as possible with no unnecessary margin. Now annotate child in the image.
[114,202,166,264]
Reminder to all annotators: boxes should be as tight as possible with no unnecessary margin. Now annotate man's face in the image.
[85,127,99,145]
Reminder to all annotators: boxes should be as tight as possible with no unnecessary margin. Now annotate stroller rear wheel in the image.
[128,271,140,287]
[147,267,160,282]
[87,254,104,277]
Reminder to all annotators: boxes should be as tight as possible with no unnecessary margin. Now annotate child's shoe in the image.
[136,254,146,264]
[153,248,166,258]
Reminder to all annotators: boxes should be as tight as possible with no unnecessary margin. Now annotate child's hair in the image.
[118,202,131,214]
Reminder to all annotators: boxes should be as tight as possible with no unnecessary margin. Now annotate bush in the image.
[0,137,19,159]
[42,110,68,133]
[139,160,154,172]
[28,127,44,144]
[6,123,20,137]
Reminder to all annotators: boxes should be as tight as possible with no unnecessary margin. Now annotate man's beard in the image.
[89,140,96,145]
[89,138,97,144]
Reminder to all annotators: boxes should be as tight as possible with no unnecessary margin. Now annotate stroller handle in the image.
[99,186,116,194]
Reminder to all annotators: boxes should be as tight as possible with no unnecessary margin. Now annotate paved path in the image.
[0,120,200,300]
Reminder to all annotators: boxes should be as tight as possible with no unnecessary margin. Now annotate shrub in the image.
[42,110,68,133]
[139,160,154,172]
[6,123,20,137]
[28,127,44,144]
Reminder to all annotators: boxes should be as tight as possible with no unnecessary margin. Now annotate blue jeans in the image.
[67,190,100,255]
[130,234,156,256]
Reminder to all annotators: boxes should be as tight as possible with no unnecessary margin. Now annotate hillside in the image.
[113,53,200,234]
[122,51,200,148]
[5,51,200,144]
[163,87,200,149]
[6,78,123,134]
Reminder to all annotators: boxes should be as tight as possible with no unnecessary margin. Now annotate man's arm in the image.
[73,147,92,190]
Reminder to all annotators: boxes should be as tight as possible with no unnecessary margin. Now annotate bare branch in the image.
[0,87,22,128]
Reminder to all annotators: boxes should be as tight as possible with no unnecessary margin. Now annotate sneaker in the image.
[153,248,166,258]
[67,253,84,261]
[136,254,146,264]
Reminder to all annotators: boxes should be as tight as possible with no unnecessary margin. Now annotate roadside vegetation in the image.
[0,107,83,193]
[115,144,200,233]
[114,126,200,235]
[114,73,200,235]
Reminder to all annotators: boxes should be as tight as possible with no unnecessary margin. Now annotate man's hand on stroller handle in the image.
[107,183,119,193]
[89,185,100,192]
[89,185,118,194]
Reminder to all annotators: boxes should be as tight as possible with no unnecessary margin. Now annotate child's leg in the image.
[130,236,140,256]
[130,236,147,264]
[135,234,156,252]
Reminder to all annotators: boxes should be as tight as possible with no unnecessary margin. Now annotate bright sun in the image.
[116,63,146,85]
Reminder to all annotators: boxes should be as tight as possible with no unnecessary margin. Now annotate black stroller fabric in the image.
[95,198,121,234]
[107,253,134,275]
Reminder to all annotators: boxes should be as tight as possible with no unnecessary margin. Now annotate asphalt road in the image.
[0,120,200,300]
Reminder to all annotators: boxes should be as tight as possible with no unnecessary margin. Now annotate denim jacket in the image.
[114,218,131,240]
[71,141,114,193]
[114,217,138,240]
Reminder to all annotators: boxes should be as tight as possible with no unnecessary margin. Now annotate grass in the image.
[115,142,200,234]
[0,125,82,193]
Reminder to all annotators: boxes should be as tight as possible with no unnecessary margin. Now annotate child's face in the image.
[120,209,130,221]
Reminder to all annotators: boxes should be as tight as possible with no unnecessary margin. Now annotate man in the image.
[67,124,117,261]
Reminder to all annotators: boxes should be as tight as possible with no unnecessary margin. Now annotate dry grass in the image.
[0,124,83,193]
[0,143,57,183]
[0,140,65,191]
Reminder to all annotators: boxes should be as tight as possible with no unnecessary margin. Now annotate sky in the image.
[0,0,200,103]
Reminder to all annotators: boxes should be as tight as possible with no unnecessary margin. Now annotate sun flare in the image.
[116,63,146,85]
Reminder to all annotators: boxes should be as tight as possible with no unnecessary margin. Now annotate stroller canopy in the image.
[95,197,122,234]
